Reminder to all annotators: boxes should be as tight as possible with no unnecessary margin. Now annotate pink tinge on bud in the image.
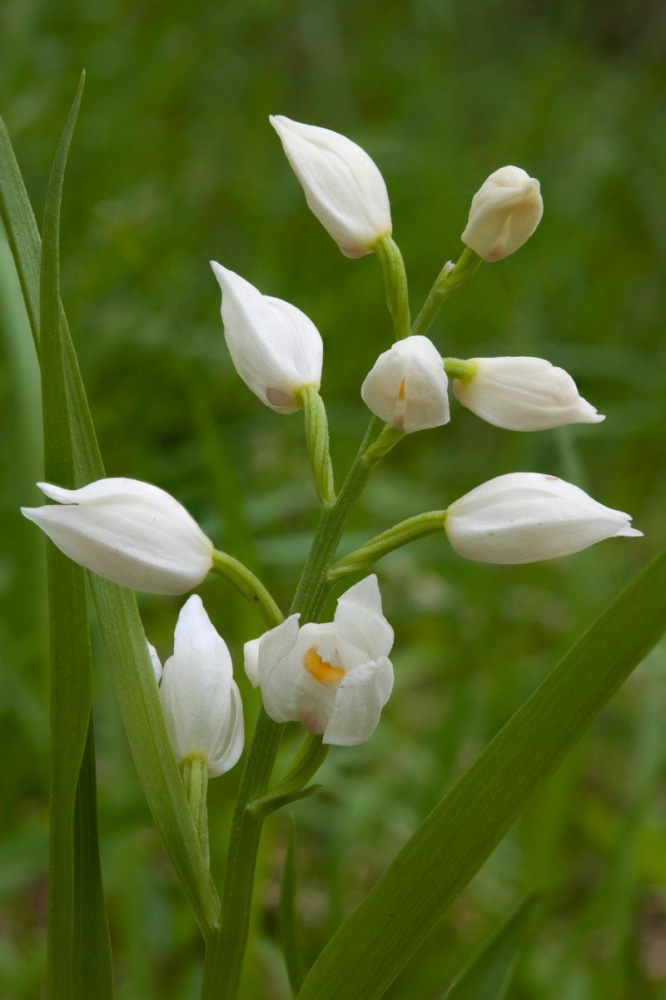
[265,387,295,409]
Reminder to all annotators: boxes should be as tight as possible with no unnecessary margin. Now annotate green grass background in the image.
[1,0,665,997]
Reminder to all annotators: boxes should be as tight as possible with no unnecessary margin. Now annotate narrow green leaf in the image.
[0,109,104,480]
[0,116,41,343]
[443,895,540,1000]
[73,724,115,997]
[41,75,85,481]
[280,816,306,995]
[39,73,114,1000]
[1,100,220,933]
[296,549,666,1000]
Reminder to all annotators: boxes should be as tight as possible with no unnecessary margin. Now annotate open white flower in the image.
[211,262,323,414]
[361,335,450,433]
[245,576,394,746]
[270,115,392,258]
[445,473,642,564]
[462,166,543,262]
[452,356,604,431]
[158,596,244,777]
[21,478,213,595]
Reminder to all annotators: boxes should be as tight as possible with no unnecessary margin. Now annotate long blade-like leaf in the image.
[39,73,114,999]
[1,102,219,933]
[0,111,104,479]
[280,816,306,995]
[0,116,41,342]
[443,894,540,1000]
[296,549,666,1000]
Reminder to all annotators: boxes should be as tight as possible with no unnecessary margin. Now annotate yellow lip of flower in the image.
[303,647,345,686]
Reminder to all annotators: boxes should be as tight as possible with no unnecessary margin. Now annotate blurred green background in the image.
[1,0,665,997]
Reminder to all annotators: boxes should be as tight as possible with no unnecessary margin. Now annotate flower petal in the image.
[323,657,394,746]
[445,473,642,564]
[361,336,450,433]
[334,575,394,660]
[21,478,213,595]
[462,166,543,261]
[160,596,244,776]
[210,263,323,414]
[247,615,302,723]
[453,356,604,431]
[270,115,392,258]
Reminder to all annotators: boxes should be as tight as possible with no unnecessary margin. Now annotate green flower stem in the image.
[298,385,336,504]
[329,510,448,581]
[202,708,284,999]
[411,247,482,338]
[201,416,397,999]
[444,357,476,382]
[289,416,395,619]
[374,235,411,339]
[211,550,283,629]
[182,757,210,872]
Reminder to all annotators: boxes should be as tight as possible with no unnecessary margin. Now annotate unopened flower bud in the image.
[211,262,323,414]
[21,478,214,594]
[452,356,604,431]
[159,596,244,777]
[445,473,642,564]
[462,166,543,262]
[361,335,450,433]
[270,115,392,258]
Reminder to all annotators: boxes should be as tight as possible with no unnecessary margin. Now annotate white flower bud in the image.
[361,335,450,433]
[21,478,213,595]
[159,596,244,777]
[462,166,543,262]
[244,576,394,747]
[270,115,392,258]
[453,356,604,431]
[445,473,642,564]
[210,262,323,414]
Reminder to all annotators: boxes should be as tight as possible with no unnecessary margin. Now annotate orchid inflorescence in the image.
[22,116,641,805]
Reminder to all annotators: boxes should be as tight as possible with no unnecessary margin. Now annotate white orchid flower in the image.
[270,115,392,258]
[245,576,394,747]
[452,356,604,431]
[21,478,213,595]
[158,596,244,778]
[445,473,642,564]
[361,335,450,433]
[211,262,323,414]
[462,166,543,261]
